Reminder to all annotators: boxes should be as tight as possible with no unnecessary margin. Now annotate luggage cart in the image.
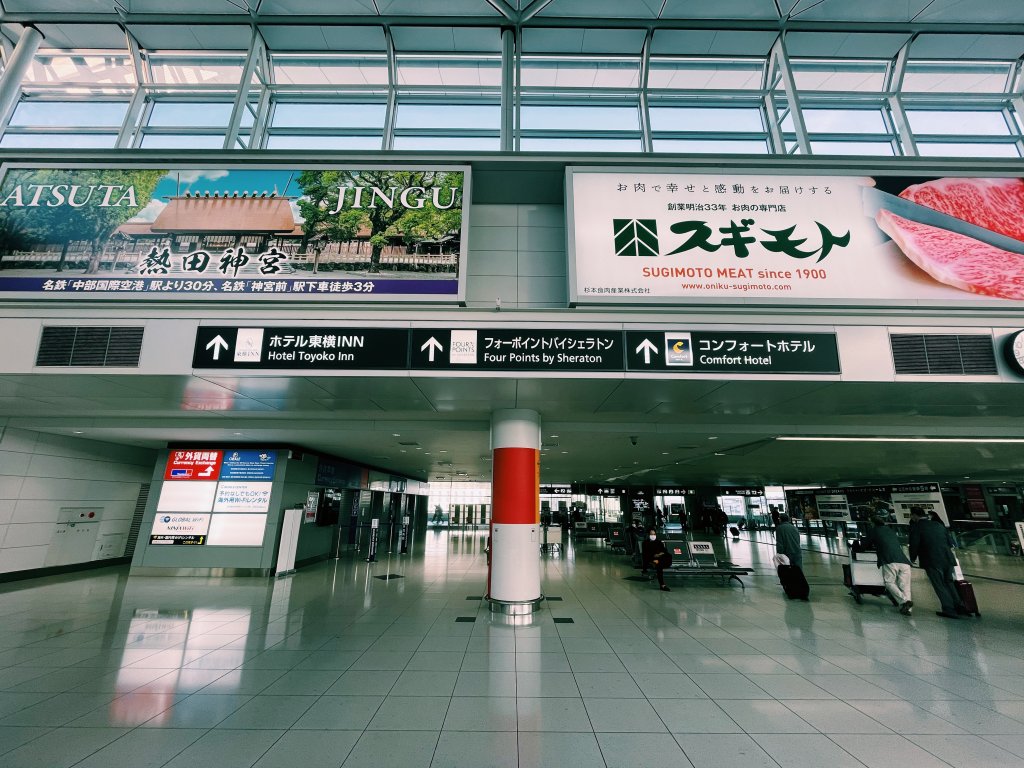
[843,546,898,606]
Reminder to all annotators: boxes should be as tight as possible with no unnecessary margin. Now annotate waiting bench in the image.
[661,540,753,588]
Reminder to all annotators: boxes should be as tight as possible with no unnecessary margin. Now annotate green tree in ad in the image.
[296,169,462,274]
[0,168,164,272]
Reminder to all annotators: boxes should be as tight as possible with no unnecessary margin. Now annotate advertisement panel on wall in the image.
[568,169,1024,306]
[0,165,468,302]
[151,448,278,546]
[785,483,948,525]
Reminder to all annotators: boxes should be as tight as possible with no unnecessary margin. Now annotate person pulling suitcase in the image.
[775,515,809,600]
[908,506,970,619]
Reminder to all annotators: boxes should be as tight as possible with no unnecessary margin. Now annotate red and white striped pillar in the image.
[487,408,542,614]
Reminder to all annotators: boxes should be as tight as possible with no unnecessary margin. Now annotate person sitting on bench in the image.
[642,528,672,591]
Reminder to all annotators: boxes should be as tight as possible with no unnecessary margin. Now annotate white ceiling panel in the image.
[128,23,253,50]
[785,32,911,59]
[661,0,782,20]
[522,27,646,54]
[2,0,110,11]
[651,29,778,57]
[390,26,502,53]
[377,0,511,15]
[789,0,935,23]
[261,25,387,51]
[35,23,127,50]
[916,0,1024,24]
[253,0,379,13]
[536,0,663,18]
[910,34,1024,61]
[123,0,249,12]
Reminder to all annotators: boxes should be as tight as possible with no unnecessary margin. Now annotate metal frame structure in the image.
[1,5,1024,158]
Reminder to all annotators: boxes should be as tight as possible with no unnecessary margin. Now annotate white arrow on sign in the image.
[206,335,230,360]
[420,336,444,362]
[635,338,659,364]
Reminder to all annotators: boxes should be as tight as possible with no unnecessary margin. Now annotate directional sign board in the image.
[410,329,622,371]
[193,327,410,369]
[625,330,840,374]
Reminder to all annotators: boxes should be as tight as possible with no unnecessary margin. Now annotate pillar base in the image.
[485,594,544,615]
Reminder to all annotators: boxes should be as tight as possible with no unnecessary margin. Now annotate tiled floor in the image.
[1,529,1024,767]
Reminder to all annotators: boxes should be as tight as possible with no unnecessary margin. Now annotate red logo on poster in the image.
[164,450,223,481]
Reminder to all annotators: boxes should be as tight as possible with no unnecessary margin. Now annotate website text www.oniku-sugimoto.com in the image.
[678,282,794,291]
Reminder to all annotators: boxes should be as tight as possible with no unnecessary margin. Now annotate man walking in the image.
[867,516,913,615]
[775,514,802,569]
[908,506,967,619]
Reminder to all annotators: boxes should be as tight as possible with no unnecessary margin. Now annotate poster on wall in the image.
[785,483,948,525]
[568,169,1024,306]
[152,448,278,546]
[0,165,469,302]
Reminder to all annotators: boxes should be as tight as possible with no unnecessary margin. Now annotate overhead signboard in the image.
[0,165,468,302]
[786,483,947,525]
[193,326,411,369]
[410,329,622,371]
[194,325,840,375]
[568,169,1024,306]
[625,330,840,373]
[164,450,222,481]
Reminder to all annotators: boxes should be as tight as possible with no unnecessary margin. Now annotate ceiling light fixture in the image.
[776,436,1024,444]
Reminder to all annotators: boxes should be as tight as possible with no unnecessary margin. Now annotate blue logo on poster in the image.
[220,450,277,480]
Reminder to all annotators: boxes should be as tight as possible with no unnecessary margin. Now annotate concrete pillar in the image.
[0,26,42,129]
[487,408,542,614]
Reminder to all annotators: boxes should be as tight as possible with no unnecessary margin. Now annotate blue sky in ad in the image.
[153,169,302,200]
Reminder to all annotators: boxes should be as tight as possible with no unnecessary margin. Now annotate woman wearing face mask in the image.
[641,528,672,591]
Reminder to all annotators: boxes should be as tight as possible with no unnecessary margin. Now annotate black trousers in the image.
[925,565,963,614]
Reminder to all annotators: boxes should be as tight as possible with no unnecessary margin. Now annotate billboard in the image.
[569,169,1024,306]
[785,484,947,525]
[0,165,468,302]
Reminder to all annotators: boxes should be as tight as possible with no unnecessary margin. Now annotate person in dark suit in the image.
[641,528,672,591]
[908,506,967,619]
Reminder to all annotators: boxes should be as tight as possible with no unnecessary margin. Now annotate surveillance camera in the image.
[629,436,638,446]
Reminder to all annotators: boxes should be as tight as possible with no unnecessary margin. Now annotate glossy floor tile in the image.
[0,528,1023,767]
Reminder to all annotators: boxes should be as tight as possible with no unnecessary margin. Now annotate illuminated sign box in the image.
[207,514,267,546]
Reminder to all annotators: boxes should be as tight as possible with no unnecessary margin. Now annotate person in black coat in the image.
[908,507,967,619]
[641,528,672,591]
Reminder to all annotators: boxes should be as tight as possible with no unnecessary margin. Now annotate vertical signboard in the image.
[152,448,278,546]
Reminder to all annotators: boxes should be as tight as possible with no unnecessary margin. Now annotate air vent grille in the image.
[890,334,997,375]
[36,326,143,367]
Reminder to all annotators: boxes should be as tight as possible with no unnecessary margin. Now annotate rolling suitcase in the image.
[954,579,980,617]
[777,564,809,600]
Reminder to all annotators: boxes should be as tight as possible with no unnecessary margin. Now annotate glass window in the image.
[903,62,1012,94]
[395,103,499,130]
[396,56,502,88]
[265,134,383,150]
[272,102,386,129]
[0,133,118,149]
[140,134,227,149]
[10,101,128,128]
[906,109,1011,136]
[810,140,895,156]
[520,137,641,152]
[522,57,640,89]
[150,55,245,85]
[653,138,768,154]
[25,53,135,85]
[393,135,499,150]
[916,142,1020,158]
[802,108,888,134]
[521,105,639,132]
[272,55,388,86]
[791,60,888,93]
[648,58,764,90]
[649,106,763,133]
[148,102,238,128]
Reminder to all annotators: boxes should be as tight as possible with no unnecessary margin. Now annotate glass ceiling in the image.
[2,8,1023,157]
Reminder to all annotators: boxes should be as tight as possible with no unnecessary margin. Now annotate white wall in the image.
[466,204,567,309]
[0,427,155,574]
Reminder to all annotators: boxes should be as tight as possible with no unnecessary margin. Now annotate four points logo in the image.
[613,218,659,257]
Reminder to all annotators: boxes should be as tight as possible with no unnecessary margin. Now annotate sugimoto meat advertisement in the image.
[568,168,1024,305]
